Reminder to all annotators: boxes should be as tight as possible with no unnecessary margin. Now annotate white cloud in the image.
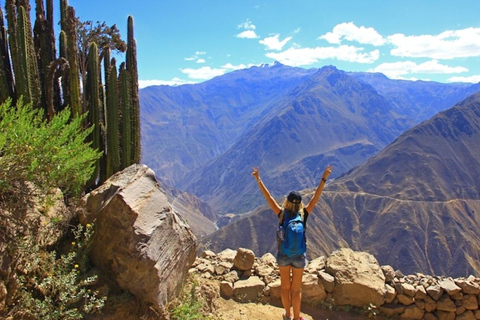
[179,63,254,81]
[236,19,259,39]
[140,63,254,87]
[447,75,480,83]
[320,22,386,46]
[414,60,468,74]
[196,58,206,63]
[222,63,248,70]
[138,78,194,88]
[238,19,256,30]
[368,61,416,78]
[260,34,292,51]
[236,30,259,39]
[388,27,480,59]
[185,51,207,61]
[368,60,468,79]
[180,66,227,79]
[266,45,379,66]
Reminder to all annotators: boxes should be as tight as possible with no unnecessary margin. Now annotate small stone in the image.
[400,305,424,319]
[437,295,457,312]
[385,284,397,303]
[318,270,335,293]
[463,294,479,310]
[200,250,216,259]
[427,284,443,301]
[439,279,462,296]
[233,276,265,302]
[233,248,255,271]
[397,293,415,306]
[401,283,416,297]
[415,285,427,299]
[220,281,233,299]
[381,265,395,283]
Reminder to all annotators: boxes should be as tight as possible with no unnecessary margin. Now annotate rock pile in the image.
[191,247,480,320]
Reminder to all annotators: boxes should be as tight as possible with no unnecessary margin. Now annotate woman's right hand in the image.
[251,166,260,181]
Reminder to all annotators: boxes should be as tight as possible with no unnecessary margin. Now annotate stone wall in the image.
[191,247,480,320]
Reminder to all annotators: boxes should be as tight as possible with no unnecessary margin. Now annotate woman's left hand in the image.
[251,167,260,181]
[323,165,333,179]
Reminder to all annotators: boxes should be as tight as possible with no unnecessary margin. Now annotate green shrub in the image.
[170,278,210,320]
[11,223,106,319]
[0,98,101,198]
[0,98,105,318]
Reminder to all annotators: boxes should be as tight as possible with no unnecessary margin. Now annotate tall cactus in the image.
[6,3,41,108]
[63,6,81,116]
[106,58,120,177]
[126,15,141,164]
[0,8,14,103]
[34,0,58,114]
[17,6,40,107]
[45,57,68,120]
[59,0,68,32]
[119,62,131,168]
[5,0,18,104]
[58,30,70,111]
[1,0,141,189]
[85,42,101,186]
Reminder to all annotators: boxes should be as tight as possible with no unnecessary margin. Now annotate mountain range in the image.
[199,91,480,277]
[140,62,479,214]
[139,62,480,276]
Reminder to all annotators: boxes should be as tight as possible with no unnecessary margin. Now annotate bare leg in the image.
[279,266,292,318]
[291,267,304,320]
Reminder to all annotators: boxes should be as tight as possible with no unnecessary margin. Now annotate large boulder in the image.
[326,248,386,307]
[81,164,197,312]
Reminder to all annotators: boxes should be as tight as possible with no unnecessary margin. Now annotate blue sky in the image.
[65,0,480,88]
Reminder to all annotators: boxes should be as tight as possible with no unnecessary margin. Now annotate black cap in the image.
[287,191,302,204]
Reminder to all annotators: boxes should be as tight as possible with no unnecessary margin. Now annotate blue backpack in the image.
[277,209,308,257]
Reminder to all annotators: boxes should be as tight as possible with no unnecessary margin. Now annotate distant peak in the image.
[258,61,284,68]
[319,65,339,72]
[272,61,284,67]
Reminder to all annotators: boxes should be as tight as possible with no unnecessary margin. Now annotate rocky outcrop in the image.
[81,164,197,314]
[192,247,480,320]
[326,248,386,307]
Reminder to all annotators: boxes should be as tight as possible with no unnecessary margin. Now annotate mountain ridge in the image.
[199,91,480,277]
[140,63,479,215]
[180,65,407,213]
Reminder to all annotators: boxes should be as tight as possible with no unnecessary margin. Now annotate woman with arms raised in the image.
[251,165,333,320]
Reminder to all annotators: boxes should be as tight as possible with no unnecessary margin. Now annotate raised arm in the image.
[305,165,333,214]
[252,167,281,215]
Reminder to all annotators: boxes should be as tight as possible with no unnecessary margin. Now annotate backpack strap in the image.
[303,208,309,227]
[278,209,284,226]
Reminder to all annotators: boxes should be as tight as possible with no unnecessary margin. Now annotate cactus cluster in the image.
[0,0,141,188]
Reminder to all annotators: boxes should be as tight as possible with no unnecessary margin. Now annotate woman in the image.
[251,165,333,320]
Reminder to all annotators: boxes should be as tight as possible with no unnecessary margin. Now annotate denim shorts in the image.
[277,252,307,269]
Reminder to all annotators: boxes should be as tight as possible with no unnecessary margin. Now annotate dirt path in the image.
[214,297,385,320]
[196,275,387,320]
